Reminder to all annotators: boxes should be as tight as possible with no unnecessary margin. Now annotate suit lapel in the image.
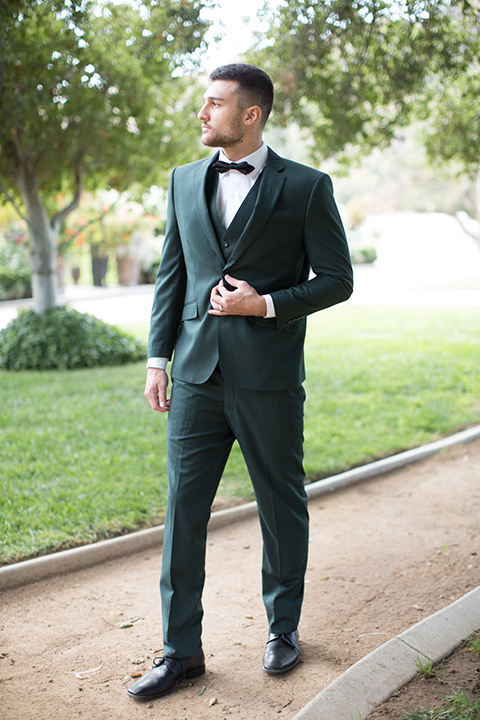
[192,152,225,264]
[225,148,286,269]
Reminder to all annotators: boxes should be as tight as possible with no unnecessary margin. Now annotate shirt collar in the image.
[218,142,268,180]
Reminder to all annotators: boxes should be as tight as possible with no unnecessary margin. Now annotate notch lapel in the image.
[191,152,225,265]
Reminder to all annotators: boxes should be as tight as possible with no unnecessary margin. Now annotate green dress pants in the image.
[160,369,309,658]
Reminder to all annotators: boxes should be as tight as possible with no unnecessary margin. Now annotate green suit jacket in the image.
[148,147,353,390]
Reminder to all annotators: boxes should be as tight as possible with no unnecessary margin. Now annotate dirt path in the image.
[1,437,480,720]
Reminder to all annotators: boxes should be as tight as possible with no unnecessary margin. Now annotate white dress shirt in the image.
[216,143,267,227]
[148,142,275,370]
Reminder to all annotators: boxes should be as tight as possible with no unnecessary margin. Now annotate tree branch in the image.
[0,176,30,226]
[50,151,85,232]
[60,193,122,249]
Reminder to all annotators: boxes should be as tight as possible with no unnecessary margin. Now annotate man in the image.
[128,63,353,701]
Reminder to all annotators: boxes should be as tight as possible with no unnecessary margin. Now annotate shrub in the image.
[0,306,146,370]
[350,245,377,264]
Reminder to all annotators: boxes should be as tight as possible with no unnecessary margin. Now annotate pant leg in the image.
[161,373,235,657]
[225,383,309,634]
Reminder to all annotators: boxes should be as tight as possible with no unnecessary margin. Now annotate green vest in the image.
[207,168,263,262]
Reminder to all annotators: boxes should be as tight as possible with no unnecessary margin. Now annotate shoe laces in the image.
[152,655,180,672]
[267,633,299,650]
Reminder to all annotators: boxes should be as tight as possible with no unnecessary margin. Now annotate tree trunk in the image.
[455,165,480,249]
[19,167,59,315]
[27,197,59,314]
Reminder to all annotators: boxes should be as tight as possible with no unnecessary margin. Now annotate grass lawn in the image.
[1,304,479,564]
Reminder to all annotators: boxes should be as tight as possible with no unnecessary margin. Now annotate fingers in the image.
[208,275,261,316]
[144,368,170,412]
[209,281,224,310]
[209,279,229,315]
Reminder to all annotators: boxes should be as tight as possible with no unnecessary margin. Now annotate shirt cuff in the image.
[146,357,168,370]
[263,294,276,318]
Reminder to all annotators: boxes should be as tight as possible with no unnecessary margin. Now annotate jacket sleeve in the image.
[270,173,353,331]
[147,168,187,359]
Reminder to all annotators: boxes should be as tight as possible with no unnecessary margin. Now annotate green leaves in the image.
[251,0,480,172]
[0,0,210,200]
[0,0,210,313]
[0,307,146,370]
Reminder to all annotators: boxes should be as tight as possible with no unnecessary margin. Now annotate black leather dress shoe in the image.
[262,631,300,674]
[127,647,205,700]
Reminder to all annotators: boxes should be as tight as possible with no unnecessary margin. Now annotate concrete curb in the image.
[292,586,480,720]
[1,424,480,592]
[304,424,480,499]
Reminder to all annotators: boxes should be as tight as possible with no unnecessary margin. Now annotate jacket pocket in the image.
[254,316,305,335]
[181,301,198,321]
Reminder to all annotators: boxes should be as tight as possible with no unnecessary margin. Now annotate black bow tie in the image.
[213,160,255,175]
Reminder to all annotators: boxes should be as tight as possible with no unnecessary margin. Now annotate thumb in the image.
[224,274,239,287]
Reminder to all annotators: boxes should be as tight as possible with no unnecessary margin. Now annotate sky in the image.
[199,0,272,71]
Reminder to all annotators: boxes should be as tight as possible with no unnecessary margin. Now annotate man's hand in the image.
[144,367,170,412]
[208,274,266,317]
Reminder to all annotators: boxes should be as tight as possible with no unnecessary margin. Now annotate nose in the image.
[198,103,208,121]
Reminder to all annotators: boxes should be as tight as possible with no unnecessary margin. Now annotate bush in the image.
[350,245,377,264]
[0,306,146,370]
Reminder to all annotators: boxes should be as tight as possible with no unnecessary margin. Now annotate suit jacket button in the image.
[223,241,229,247]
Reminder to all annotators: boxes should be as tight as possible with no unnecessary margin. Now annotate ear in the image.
[243,105,262,126]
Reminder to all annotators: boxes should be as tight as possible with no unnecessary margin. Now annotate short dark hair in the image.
[209,63,274,126]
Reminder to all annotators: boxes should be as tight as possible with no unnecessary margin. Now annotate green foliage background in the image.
[0,0,210,202]
[253,0,480,176]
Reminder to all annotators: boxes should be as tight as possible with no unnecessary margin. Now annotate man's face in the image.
[198,79,246,148]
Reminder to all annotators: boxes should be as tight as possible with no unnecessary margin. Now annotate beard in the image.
[200,117,245,148]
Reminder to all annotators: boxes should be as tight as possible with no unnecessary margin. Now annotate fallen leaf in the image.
[119,617,140,628]
[198,685,206,696]
[66,663,103,679]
